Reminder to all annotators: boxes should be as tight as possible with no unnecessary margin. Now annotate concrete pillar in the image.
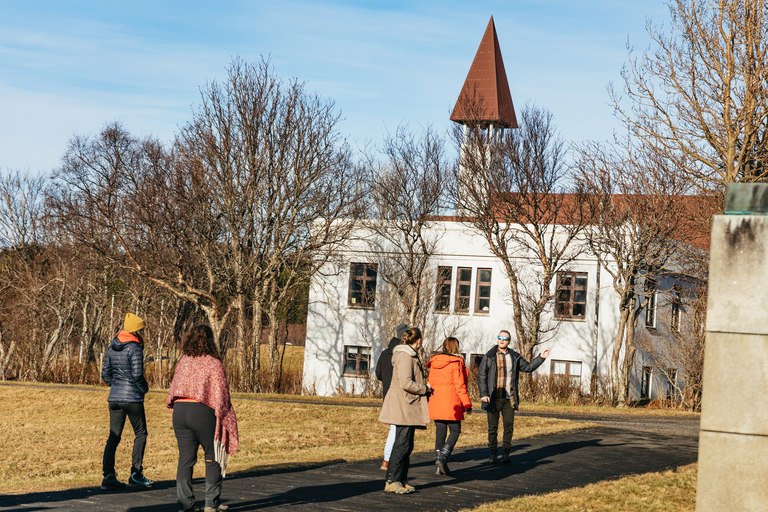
[697,184,768,511]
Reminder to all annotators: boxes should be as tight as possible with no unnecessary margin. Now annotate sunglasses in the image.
[497,336,510,341]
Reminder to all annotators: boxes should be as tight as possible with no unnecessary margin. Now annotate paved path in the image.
[0,425,699,512]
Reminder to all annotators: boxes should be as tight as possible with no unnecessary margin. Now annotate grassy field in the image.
[0,383,591,494]
[460,463,697,512]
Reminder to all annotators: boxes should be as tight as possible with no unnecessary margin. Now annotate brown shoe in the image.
[384,481,414,494]
[402,481,416,492]
[380,460,388,470]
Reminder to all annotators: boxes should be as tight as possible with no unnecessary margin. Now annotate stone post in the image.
[696,183,768,511]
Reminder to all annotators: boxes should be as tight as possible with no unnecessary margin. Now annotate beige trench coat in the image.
[378,344,430,427]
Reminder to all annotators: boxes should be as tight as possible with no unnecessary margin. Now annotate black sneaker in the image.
[101,473,126,490]
[502,449,511,464]
[127,472,154,488]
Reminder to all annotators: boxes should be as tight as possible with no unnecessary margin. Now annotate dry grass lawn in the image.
[460,463,697,512]
[0,383,590,494]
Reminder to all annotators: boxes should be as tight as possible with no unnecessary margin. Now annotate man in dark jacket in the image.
[374,322,408,471]
[101,313,154,489]
[477,329,549,464]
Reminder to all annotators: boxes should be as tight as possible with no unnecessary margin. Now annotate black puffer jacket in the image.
[102,331,149,403]
[476,345,544,411]
[375,337,401,398]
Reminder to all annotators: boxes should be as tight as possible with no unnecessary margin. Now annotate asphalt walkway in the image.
[0,423,699,512]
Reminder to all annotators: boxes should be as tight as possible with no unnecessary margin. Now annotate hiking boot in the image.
[127,472,155,488]
[436,446,452,476]
[101,473,126,490]
[204,506,228,511]
[384,481,413,494]
[402,481,416,492]
[502,448,511,464]
[488,447,498,464]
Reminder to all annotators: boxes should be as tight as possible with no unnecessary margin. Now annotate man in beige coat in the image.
[378,327,430,494]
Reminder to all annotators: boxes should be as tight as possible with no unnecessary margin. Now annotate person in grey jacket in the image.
[101,313,154,490]
[477,330,549,464]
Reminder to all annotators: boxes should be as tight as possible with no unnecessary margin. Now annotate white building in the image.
[302,17,700,401]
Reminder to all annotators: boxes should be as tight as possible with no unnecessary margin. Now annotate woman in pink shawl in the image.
[168,325,238,512]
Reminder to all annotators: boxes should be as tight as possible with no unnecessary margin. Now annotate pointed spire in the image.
[450,16,518,128]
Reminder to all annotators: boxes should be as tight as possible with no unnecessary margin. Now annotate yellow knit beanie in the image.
[124,313,146,333]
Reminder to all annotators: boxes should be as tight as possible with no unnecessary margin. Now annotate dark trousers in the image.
[434,420,461,452]
[386,426,415,483]
[102,401,148,477]
[173,402,222,511]
[486,397,515,450]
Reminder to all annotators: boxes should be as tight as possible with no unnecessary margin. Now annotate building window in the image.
[455,267,472,312]
[348,263,377,309]
[475,268,492,313]
[551,360,582,387]
[343,346,370,376]
[645,278,657,328]
[667,369,677,400]
[641,366,652,399]
[670,285,682,333]
[435,266,452,312]
[469,354,484,369]
[555,272,588,320]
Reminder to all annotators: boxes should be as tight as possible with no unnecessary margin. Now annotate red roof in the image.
[450,16,518,128]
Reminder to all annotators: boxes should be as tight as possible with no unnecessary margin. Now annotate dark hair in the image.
[499,329,511,339]
[441,337,460,355]
[181,324,218,358]
[402,327,422,346]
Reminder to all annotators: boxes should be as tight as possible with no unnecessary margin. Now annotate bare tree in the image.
[361,125,451,328]
[612,0,768,194]
[454,104,589,393]
[0,169,46,249]
[575,140,704,405]
[178,57,362,391]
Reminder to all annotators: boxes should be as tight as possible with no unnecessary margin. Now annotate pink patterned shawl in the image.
[167,355,239,476]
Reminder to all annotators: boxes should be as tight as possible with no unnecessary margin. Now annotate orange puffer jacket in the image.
[426,353,472,421]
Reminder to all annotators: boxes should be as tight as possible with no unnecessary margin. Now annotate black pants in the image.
[173,402,222,511]
[385,426,415,483]
[486,397,515,450]
[434,420,461,452]
[102,401,148,477]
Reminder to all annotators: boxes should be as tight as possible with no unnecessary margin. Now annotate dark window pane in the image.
[574,290,586,302]
[572,303,585,317]
[459,268,472,281]
[478,298,490,311]
[558,290,570,302]
[456,297,469,310]
[479,269,491,282]
[560,275,571,288]
[575,276,587,288]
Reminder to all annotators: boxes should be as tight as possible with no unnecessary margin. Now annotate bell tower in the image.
[451,16,517,216]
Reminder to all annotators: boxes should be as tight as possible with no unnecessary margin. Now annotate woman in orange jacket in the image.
[426,337,472,475]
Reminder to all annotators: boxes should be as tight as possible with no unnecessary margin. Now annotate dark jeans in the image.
[486,397,515,450]
[386,426,415,483]
[102,401,148,477]
[434,420,461,452]
[173,402,222,511]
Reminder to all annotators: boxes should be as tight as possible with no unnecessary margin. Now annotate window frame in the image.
[347,262,378,309]
[550,359,582,387]
[474,268,492,314]
[645,278,657,329]
[670,285,682,333]
[641,366,652,399]
[554,272,588,320]
[455,267,472,313]
[342,345,371,377]
[435,266,453,312]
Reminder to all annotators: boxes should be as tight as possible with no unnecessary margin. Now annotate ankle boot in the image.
[488,447,499,464]
[436,446,452,475]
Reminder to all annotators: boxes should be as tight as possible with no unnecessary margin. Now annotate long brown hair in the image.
[441,337,460,355]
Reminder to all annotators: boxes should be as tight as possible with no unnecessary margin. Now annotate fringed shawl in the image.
[167,355,239,476]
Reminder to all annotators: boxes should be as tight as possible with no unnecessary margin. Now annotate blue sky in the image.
[1,1,670,173]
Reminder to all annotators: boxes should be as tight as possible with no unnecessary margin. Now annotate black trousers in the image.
[434,420,461,452]
[173,402,222,511]
[102,401,148,477]
[486,397,515,450]
[385,426,415,483]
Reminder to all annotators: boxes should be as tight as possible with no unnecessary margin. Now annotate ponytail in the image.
[401,327,422,346]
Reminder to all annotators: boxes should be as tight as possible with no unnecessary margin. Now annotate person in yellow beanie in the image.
[100,313,154,489]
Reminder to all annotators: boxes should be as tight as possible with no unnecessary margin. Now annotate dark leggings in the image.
[434,420,461,451]
[102,401,147,476]
[173,402,222,511]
